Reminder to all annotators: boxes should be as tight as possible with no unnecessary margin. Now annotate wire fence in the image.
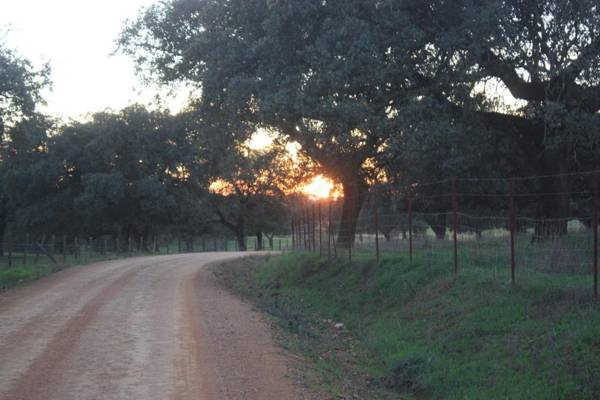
[3,170,599,300]
[291,172,600,299]
[0,234,294,270]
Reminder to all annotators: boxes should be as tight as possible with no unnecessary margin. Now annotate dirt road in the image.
[0,253,314,400]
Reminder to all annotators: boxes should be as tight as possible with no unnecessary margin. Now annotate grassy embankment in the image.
[214,243,600,399]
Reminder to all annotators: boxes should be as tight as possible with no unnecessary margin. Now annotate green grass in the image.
[0,244,187,291]
[0,250,126,290]
[0,235,288,291]
[0,262,55,290]
[215,246,600,399]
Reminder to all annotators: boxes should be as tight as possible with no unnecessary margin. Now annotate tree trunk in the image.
[336,176,368,249]
[0,210,5,257]
[216,210,247,251]
[235,230,247,251]
[141,226,152,252]
[266,234,274,249]
[255,231,263,251]
[185,238,194,252]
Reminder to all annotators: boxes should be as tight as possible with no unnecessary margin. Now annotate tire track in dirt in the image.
[0,253,318,400]
[1,266,141,400]
[0,256,182,393]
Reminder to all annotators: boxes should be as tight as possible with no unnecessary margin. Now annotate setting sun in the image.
[300,175,342,200]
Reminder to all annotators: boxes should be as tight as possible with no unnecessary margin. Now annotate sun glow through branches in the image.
[300,175,342,200]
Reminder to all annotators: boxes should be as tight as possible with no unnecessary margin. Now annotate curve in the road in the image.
[0,253,315,400]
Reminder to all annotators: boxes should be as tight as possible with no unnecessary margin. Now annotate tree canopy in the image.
[2,0,600,251]
[117,0,600,242]
[119,0,433,246]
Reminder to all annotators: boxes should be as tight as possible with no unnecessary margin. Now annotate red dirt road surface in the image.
[0,253,315,400]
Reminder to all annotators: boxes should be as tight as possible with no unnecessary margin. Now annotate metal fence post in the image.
[89,237,93,261]
[300,212,304,250]
[312,204,317,253]
[63,235,67,264]
[298,213,303,250]
[408,186,414,263]
[374,197,380,263]
[293,215,297,250]
[296,214,300,250]
[291,216,295,250]
[348,199,353,264]
[452,179,459,274]
[75,236,81,260]
[51,235,56,260]
[298,213,302,250]
[304,208,310,251]
[8,237,12,268]
[301,209,305,250]
[593,175,598,298]
[331,202,337,259]
[311,203,317,253]
[23,233,29,265]
[328,201,332,258]
[306,206,313,253]
[318,203,323,256]
[348,234,352,264]
[308,207,312,252]
[509,180,516,285]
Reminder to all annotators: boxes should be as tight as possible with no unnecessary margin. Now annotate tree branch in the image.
[479,49,546,101]
[214,209,236,231]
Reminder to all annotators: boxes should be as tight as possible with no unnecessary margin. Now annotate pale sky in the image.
[1,0,189,121]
